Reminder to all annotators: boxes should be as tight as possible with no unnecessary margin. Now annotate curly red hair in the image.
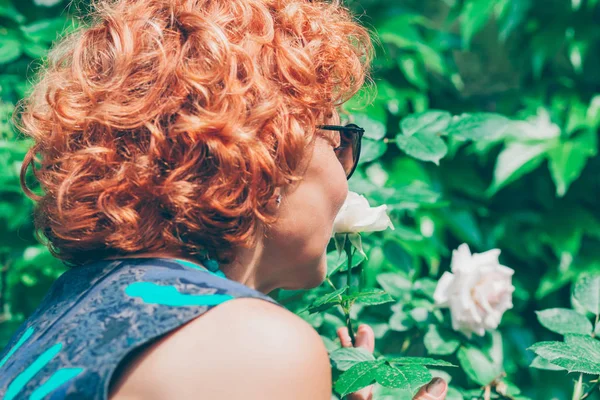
[17,0,373,266]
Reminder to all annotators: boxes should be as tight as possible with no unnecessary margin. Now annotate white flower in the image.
[332,191,395,234]
[433,244,515,337]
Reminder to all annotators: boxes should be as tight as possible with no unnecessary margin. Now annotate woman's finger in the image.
[347,386,373,400]
[412,378,448,400]
[337,327,353,347]
[354,324,375,352]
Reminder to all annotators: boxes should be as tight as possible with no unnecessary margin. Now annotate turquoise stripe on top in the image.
[0,327,34,369]
[125,282,234,306]
[4,343,63,400]
[29,368,84,400]
[172,258,227,278]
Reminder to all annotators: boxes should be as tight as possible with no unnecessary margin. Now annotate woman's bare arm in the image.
[109,298,332,400]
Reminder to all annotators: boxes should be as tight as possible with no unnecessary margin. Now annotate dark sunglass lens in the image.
[336,130,355,177]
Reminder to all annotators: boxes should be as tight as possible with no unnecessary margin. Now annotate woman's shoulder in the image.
[0,257,285,400]
[109,297,332,400]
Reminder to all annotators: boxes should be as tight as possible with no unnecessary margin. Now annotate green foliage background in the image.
[1,0,600,399]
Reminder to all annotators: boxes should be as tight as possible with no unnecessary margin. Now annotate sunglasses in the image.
[316,123,365,179]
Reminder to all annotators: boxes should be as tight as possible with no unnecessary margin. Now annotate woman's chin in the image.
[281,257,328,290]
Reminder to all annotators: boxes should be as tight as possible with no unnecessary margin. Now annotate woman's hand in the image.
[337,325,448,400]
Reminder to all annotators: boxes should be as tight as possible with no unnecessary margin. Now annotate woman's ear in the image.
[266,188,283,214]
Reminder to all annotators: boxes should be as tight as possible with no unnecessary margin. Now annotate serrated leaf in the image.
[396,132,448,165]
[400,110,451,137]
[536,308,593,335]
[424,325,461,355]
[330,347,376,371]
[565,334,600,358]
[375,363,432,396]
[530,355,566,371]
[528,338,600,375]
[386,357,456,367]
[573,274,600,316]
[305,286,348,314]
[342,289,394,306]
[457,346,501,386]
[334,360,383,397]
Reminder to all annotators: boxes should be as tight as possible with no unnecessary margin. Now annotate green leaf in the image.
[327,250,366,277]
[334,360,383,397]
[460,0,495,49]
[424,325,461,355]
[375,363,432,396]
[305,286,348,314]
[21,18,70,43]
[330,347,376,371]
[457,346,501,386]
[530,356,566,371]
[0,3,25,23]
[565,334,600,358]
[382,240,413,274]
[573,273,600,316]
[34,0,63,7]
[389,310,414,332]
[445,113,511,141]
[22,41,48,59]
[535,308,593,335]
[528,337,600,375]
[487,141,553,195]
[0,31,22,64]
[446,386,464,400]
[385,357,456,367]
[395,132,448,165]
[352,113,386,141]
[548,130,597,196]
[359,138,387,164]
[376,273,412,298]
[398,54,428,90]
[400,110,451,137]
[342,289,394,306]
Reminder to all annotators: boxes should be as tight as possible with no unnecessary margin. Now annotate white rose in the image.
[332,191,395,234]
[433,243,515,337]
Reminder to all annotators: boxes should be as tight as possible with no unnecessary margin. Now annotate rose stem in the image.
[344,237,356,345]
[572,373,583,400]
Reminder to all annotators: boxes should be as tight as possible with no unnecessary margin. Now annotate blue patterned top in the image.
[0,257,282,400]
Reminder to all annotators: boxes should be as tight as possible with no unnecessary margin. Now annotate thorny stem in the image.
[581,377,599,400]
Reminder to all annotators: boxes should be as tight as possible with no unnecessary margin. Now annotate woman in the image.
[0,0,448,398]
